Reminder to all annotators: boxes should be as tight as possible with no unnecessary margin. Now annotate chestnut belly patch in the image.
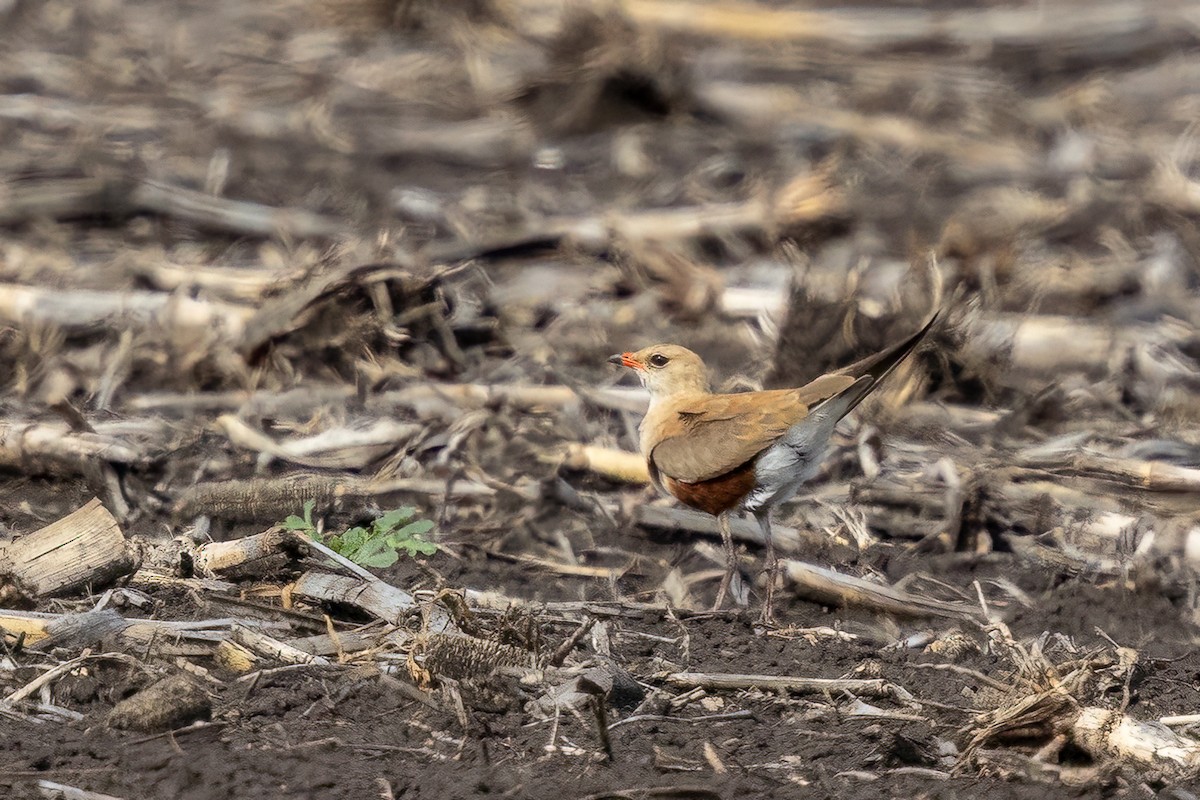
[661,460,757,516]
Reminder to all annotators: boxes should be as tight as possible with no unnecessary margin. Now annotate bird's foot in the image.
[755,564,781,627]
[755,599,777,628]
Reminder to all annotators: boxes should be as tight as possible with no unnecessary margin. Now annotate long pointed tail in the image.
[832,311,939,418]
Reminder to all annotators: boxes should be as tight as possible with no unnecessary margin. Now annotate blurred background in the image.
[4,0,1200,796]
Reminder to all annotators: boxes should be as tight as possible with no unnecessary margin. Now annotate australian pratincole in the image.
[609,314,936,622]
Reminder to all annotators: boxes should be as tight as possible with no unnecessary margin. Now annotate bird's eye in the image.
[648,353,670,368]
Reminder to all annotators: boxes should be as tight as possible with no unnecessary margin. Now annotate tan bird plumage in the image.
[610,314,937,621]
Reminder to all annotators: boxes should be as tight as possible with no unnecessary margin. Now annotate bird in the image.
[608,314,937,622]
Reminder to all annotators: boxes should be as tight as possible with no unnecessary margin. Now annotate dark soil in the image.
[4,470,1200,799]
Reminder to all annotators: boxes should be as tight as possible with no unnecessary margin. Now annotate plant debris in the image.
[3,0,1200,798]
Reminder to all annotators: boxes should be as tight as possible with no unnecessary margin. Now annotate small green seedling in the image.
[283,500,436,568]
[282,499,319,538]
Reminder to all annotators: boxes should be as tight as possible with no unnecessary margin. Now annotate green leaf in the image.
[358,549,399,568]
[331,526,368,555]
[281,515,310,531]
[281,500,319,534]
[352,535,398,568]
[316,509,438,567]
[396,519,435,537]
[375,507,415,532]
[389,533,437,556]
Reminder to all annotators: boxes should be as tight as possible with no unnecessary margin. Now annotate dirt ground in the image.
[8,471,1200,800]
[5,0,1200,798]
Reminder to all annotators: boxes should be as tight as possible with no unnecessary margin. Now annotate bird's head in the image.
[608,344,709,398]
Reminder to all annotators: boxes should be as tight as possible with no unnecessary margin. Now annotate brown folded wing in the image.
[649,376,858,483]
[648,311,938,486]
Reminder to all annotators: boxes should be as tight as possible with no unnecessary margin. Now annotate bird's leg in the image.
[713,510,736,610]
[756,511,779,625]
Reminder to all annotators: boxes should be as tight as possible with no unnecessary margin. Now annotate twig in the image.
[234,663,344,685]
[131,179,342,239]
[637,505,814,553]
[213,416,419,470]
[301,535,380,584]
[231,624,330,666]
[463,592,736,620]
[0,498,135,598]
[973,580,992,621]
[906,662,1011,692]
[664,671,898,698]
[625,0,1183,52]
[0,284,253,339]
[562,445,651,484]
[608,710,755,730]
[1160,713,1200,727]
[549,618,597,668]
[1073,706,1200,775]
[484,551,629,580]
[784,560,980,619]
[125,720,222,746]
[193,529,303,576]
[35,780,128,800]
[0,421,170,474]
[3,653,143,706]
[291,571,455,634]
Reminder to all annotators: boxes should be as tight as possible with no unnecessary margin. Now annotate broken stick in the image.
[784,559,979,619]
[0,499,137,599]
[665,671,898,699]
